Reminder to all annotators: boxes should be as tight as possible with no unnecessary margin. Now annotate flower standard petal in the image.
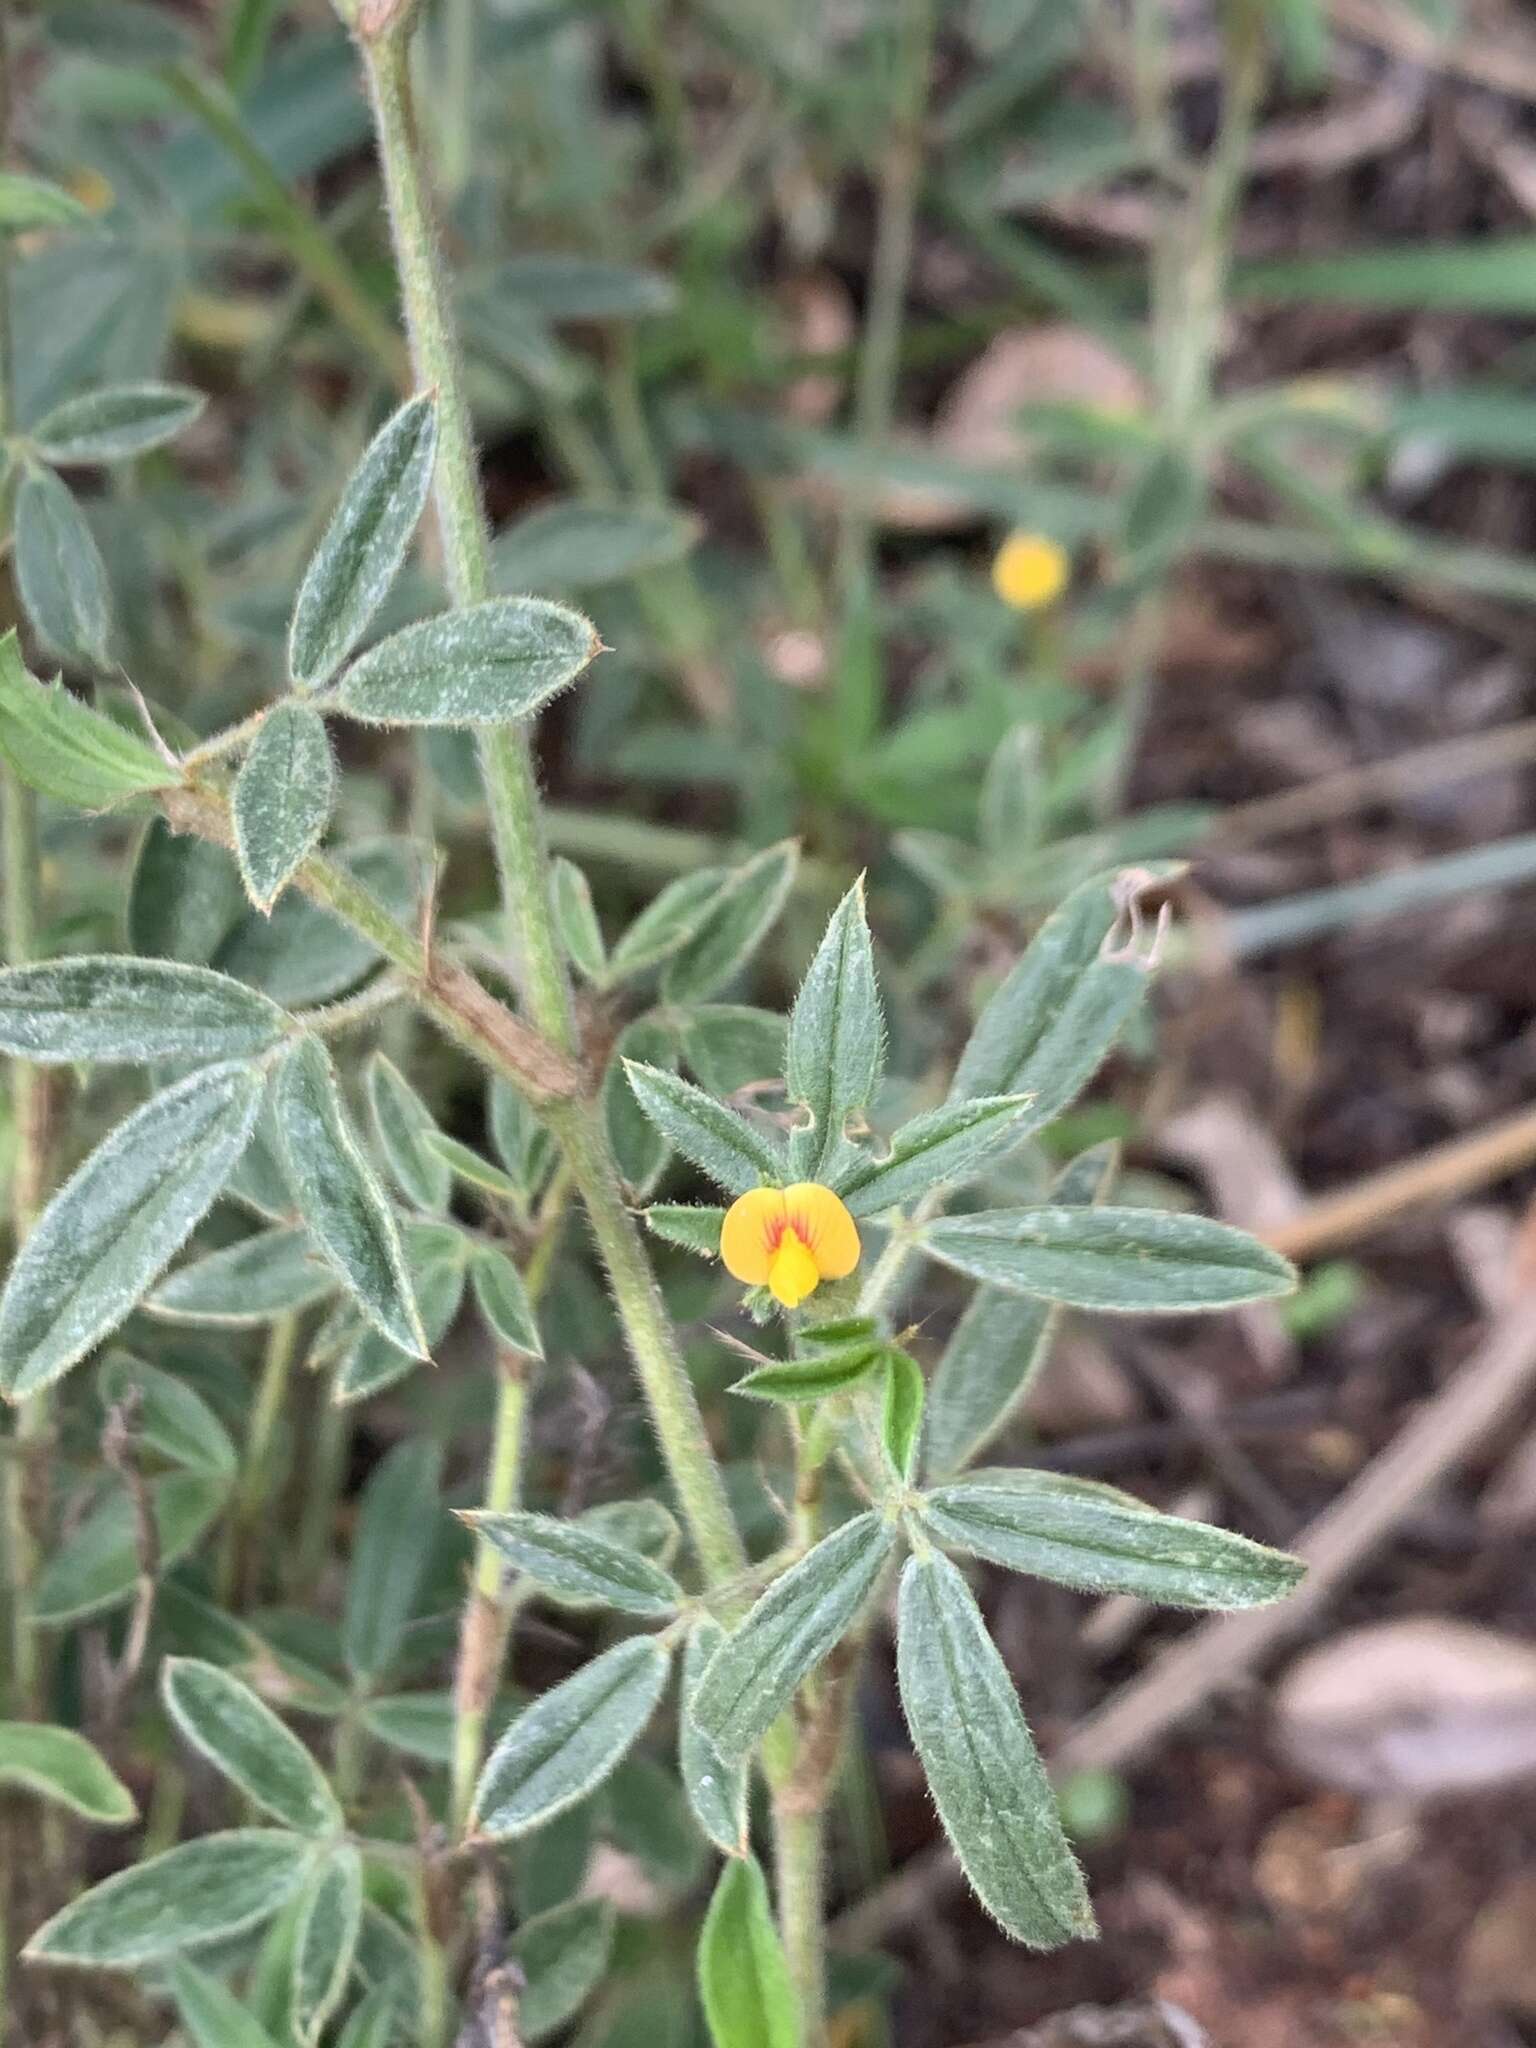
[720,1186,786,1287]
[785,1183,861,1281]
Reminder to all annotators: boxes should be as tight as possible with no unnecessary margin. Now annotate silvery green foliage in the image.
[288,393,438,688]
[273,1036,426,1357]
[679,1620,748,1856]
[169,1960,287,2048]
[785,879,882,1180]
[150,1227,339,1325]
[161,1660,342,1835]
[510,1899,617,2042]
[472,1635,671,1840]
[24,1831,314,1968]
[919,1472,1306,1610]
[32,1472,228,1625]
[696,1854,799,2048]
[919,1206,1295,1312]
[14,463,115,669]
[663,841,799,1004]
[690,1513,895,1761]
[481,254,677,319]
[469,1245,543,1354]
[335,597,599,726]
[491,499,698,592]
[31,381,205,464]
[98,1354,236,1477]
[623,1061,785,1195]
[0,957,288,1065]
[342,1439,442,1684]
[552,857,606,980]
[922,1143,1118,1482]
[0,631,172,806]
[0,1061,266,1398]
[366,1051,452,1213]
[833,1093,1037,1217]
[291,1847,363,2045]
[604,866,730,983]
[460,1509,684,1618]
[232,703,337,911]
[896,1552,1093,1949]
[0,1723,136,1825]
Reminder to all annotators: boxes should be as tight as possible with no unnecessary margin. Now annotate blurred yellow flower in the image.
[991,531,1069,612]
[720,1183,861,1309]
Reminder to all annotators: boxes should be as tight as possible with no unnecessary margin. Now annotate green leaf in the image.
[1234,235,1536,314]
[697,1854,800,2048]
[365,1050,451,1213]
[460,1509,683,1618]
[233,703,336,912]
[215,839,419,1008]
[663,842,799,1005]
[680,1619,748,1857]
[0,956,288,1066]
[14,463,114,669]
[922,1144,1119,1482]
[919,1206,1297,1312]
[0,171,93,232]
[150,1227,339,1325]
[552,856,606,980]
[289,393,438,688]
[24,1830,313,1968]
[786,880,882,1181]
[490,499,700,592]
[0,1722,136,1823]
[731,1344,885,1406]
[426,1131,523,1202]
[882,1349,924,1484]
[606,866,730,982]
[31,381,206,464]
[0,631,173,806]
[682,1007,787,1099]
[342,1437,443,1682]
[690,1513,895,1761]
[469,1245,542,1355]
[836,1093,1036,1218]
[332,1242,464,1405]
[624,1061,785,1196]
[579,1497,681,1569]
[32,1471,228,1625]
[336,597,599,726]
[291,1846,363,2046]
[489,1074,556,1196]
[98,1353,236,1477]
[162,1659,341,1835]
[168,1958,285,2048]
[951,871,1157,1118]
[896,1551,1093,1948]
[129,816,247,964]
[919,1471,1305,1610]
[644,1203,725,1255]
[336,1980,399,2048]
[472,1635,670,1840]
[0,1060,265,1400]
[510,1898,617,2042]
[274,1035,426,1356]
[482,255,677,320]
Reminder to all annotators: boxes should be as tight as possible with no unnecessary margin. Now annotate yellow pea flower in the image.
[991,530,1069,612]
[720,1183,861,1310]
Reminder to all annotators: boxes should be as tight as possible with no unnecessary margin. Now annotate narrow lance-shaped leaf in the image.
[690,1513,895,1761]
[32,1473,229,1625]
[14,464,115,670]
[273,1035,426,1356]
[605,866,729,982]
[337,596,599,726]
[289,392,439,688]
[0,1060,265,1400]
[470,1245,544,1355]
[663,841,800,1005]
[697,1853,801,2048]
[0,631,174,808]
[882,1349,925,1484]
[32,381,206,465]
[922,1143,1118,1482]
[509,1898,617,2042]
[644,1204,725,1256]
[490,499,698,591]
[366,1050,451,1213]
[919,1471,1306,1610]
[98,1355,236,1478]
[24,1831,314,1968]
[292,1846,363,2046]
[786,879,882,1180]
[681,1619,749,1856]
[835,1093,1037,1218]
[168,1959,285,2048]
[552,856,606,979]
[161,1659,342,1835]
[896,1551,1094,1949]
[233,703,336,912]
[459,1509,683,1618]
[471,1635,670,1840]
[150,1227,338,1327]
[0,1722,136,1824]
[919,1206,1296,1313]
[342,1438,443,1682]
[624,1061,786,1196]
[0,957,289,1066]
